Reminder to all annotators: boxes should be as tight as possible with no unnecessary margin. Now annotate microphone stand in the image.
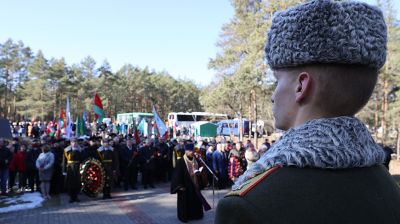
[195,153,219,209]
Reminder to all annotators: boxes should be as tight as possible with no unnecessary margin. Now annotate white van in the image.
[216,119,249,136]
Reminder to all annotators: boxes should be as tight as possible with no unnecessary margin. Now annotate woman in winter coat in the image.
[228,144,244,182]
[36,144,54,199]
[10,144,28,192]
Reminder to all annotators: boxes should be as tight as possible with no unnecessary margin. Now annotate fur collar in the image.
[232,116,385,190]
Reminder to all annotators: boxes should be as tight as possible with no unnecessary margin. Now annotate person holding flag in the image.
[65,97,73,139]
[152,106,168,139]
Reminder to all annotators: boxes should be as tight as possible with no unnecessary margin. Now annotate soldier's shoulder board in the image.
[226,166,281,197]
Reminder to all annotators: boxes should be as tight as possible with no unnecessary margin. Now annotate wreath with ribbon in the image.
[80,158,105,197]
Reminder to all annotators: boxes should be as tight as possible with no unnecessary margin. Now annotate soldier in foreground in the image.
[97,138,116,199]
[62,137,83,203]
[215,1,400,223]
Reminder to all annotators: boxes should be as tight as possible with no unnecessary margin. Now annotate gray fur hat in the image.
[265,0,387,70]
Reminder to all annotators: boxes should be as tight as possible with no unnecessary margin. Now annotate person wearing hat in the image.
[83,137,100,160]
[97,138,117,199]
[172,138,185,169]
[168,139,178,181]
[171,141,210,223]
[119,138,139,190]
[215,1,400,223]
[62,137,83,203]
[26,139,41,193]
[139,138,156,189]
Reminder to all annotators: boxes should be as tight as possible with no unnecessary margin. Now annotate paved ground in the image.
[1,159,400,224]
[0,182,229,224]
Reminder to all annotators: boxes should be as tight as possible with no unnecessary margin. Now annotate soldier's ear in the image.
[295,72,312,103]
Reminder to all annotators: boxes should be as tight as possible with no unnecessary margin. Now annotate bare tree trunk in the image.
[107,98,110,117]
[4,72,9,119]
[248,92,252,138]
[54,88,57,120]
[381,79,388,144]
[13,94,16,121]
[253,89,258,149]
[239,99,243,142]
[40,89,43,121]
[397,121,400,160]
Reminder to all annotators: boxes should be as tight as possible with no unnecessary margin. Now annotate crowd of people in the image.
[0,121,274,204]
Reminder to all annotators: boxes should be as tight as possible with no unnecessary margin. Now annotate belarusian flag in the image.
[56,108,66,137]
[60,108,66,128]
[93,93,105,123]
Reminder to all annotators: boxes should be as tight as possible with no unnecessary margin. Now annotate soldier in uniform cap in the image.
[215,1,400,223]
[62,137,83,203]
[172,138,185,169]
[97,138,117,199]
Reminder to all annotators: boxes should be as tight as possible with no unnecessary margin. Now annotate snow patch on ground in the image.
[0,192,44,213]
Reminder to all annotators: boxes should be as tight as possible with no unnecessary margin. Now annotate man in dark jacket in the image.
[139,139,156,189]
[98,138,118,199]
[63,137,83,203]
[215,1,400,223]
[119,139,139,190]
[50,140,64,195]
[171,142,210,223]
[26,140,41,192]
[83,137,100,160]
[157,138,170,182]
[212,143,228,189]
[0,139,12,195]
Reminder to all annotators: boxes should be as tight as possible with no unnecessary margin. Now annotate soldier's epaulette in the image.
[226,166,281,197]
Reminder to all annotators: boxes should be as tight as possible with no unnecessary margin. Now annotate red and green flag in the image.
[59,108,66,128]
[93,93,105,123]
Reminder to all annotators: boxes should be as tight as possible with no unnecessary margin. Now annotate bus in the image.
[167,112,228,130]
[116,112,153,124]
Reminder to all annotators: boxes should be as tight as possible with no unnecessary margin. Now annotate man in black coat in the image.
[0,139,12,195]
[139,139,156,189]
[50,140,64,195]
[215,1,400,223]
[98,138,117,199]
[26,140,41,192]
[83,137,100,160]
[62,137,83,203]
[171,142,210,223]
[157,138,170,182]
[119,139,139,190]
